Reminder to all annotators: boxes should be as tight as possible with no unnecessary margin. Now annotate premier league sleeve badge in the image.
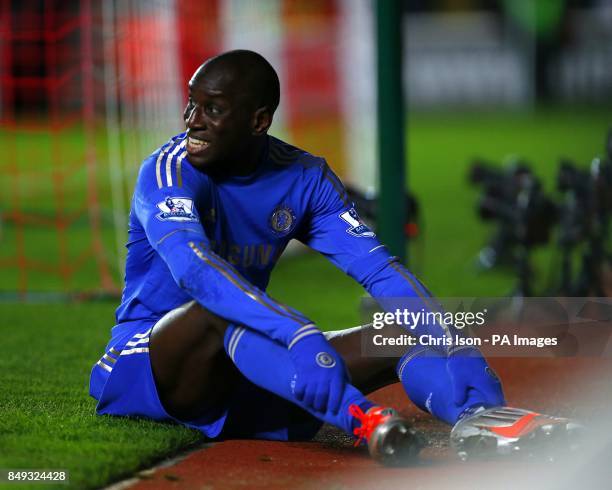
[156,197,200,222]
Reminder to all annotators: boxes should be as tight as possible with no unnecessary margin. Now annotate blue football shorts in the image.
[89,320,322,441]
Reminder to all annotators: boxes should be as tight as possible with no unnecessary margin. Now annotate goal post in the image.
[0,0,401,297]
[375,0,407,263]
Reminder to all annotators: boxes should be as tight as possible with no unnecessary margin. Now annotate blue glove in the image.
[399,347,491,425]
[446,347,506,408]
[289,331,348,414]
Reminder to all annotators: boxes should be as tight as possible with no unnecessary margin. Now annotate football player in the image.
[90,50,581,464]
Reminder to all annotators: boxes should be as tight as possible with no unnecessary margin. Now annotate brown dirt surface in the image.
[128,358,612,490]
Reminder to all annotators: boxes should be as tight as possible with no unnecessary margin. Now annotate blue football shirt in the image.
[113,133,432,347]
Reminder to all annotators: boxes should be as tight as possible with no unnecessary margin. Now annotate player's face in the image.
[183,69,254,170]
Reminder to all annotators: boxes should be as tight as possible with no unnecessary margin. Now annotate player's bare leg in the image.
[149,301,241,421]
[325,324,401,394]
[149,303,398,421]
[149,302,422,464]
[149,305,581,461]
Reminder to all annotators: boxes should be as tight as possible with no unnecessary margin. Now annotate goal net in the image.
[0,0,375,298]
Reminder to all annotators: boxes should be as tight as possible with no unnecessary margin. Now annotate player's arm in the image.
[298,160,450,340]
[133,145,347,412]
[300,161,503,406]
[134,146,319,347]
[299,161,491,349]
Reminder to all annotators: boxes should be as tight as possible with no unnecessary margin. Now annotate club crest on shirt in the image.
[156,197,199,222]
[339,208,375,237]
[315,352,336,368]
[269,205,296,235]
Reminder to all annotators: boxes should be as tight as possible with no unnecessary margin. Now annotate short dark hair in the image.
[205,50,280,113]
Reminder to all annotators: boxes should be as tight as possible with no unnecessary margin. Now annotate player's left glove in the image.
[446,347,506,409]
[288,331,348,414]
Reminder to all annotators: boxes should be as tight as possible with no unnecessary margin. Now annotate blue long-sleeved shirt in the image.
[112,133,436,347]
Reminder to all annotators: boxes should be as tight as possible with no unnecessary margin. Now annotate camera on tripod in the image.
[469,129,612,297]
[469,158,557,296]
[555,133,612,296]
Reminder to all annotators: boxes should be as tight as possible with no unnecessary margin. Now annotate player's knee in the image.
[150,301,231,374]
[182,300,230,337]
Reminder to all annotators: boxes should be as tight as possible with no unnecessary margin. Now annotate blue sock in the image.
[396,346,489,425]
[224,324,375,436]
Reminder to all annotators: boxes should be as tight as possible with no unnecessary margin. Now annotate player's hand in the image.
[288,332,348,414]
[446,347,506,408]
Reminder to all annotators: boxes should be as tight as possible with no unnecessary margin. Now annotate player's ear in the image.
[252,106,272,136]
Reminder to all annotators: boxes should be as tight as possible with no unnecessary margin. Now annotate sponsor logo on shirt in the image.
[269,204,296,235]
[210,240,279,269]
[156,197,199,222]
[339,208,375,237]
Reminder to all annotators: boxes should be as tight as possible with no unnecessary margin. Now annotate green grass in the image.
[0,107,610,488]
[0,303,194,490]
[0,256,361,489]
[408,107,610,296]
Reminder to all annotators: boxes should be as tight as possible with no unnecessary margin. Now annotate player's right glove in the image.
[446,347,506,408]
[288,329,348,414]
